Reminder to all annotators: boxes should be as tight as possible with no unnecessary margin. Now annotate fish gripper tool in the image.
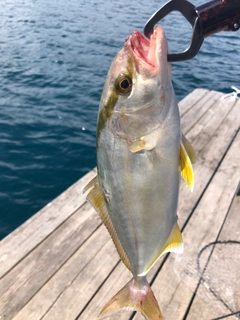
[144,0,240,62]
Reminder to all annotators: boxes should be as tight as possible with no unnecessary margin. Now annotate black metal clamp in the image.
[144,0,240,62]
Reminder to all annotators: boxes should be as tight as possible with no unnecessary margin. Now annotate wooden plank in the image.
[0,202,99,320]
[40,229,119,320]
[177,93,239,220]
[178,88,209,117]
[131,131,240,320]
[219,196,240,240]
[186,196,240,320]
[0,168,97,279]
[11,225,120,320]
[181,90,222,133]
[79,94,239,319]
[184,91,234,150]
[79,263,132,320]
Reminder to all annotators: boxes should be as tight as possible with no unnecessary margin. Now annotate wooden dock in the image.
[0,89,240,320]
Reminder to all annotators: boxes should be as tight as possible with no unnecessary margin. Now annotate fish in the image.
[83,26,196,320]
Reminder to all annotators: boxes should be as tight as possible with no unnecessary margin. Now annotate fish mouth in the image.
[128,27,168,72]
[129,30,155,67]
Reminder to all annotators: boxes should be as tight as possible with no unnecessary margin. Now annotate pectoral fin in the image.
[83,175,98,193]
[83,177,132,272]
[129,131,159,153]
[180,141,194,191]
[129,140,148,153]
[160,224,184,256]
[182,134,197,164]
[129,138,155,153]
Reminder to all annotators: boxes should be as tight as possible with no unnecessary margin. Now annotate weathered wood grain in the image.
[0,168,97,280]
[178,94,240,223]
[0,202,100,320]
[178,88,209,116]
[11,225,120,320]
[181,90,222,133]
[186,196,240,320]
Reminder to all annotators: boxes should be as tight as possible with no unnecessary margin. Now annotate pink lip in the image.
[129,30,155,67]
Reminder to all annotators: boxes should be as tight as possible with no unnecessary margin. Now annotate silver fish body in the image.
[84,26,195,320]
[97,83,181,276]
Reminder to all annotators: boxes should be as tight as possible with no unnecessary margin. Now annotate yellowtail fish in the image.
[84,26,196,320]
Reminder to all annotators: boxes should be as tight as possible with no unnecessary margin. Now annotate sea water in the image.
[0,0,239,239]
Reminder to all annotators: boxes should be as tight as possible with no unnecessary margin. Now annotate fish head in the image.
[98,26,173,142]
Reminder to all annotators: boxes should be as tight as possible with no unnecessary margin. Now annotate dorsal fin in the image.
[180,141,194,192]
[84,177,132,272]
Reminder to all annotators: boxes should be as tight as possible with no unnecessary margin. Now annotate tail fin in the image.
[98,276,163,320]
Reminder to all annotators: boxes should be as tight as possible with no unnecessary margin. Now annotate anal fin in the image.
[142,223,183,275]
[160,223,184,256]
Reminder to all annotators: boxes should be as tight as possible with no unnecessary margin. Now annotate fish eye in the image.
[115,74,132,95]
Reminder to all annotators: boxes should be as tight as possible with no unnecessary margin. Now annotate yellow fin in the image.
[182,134,197,164]
[84,178,132,273]
[160,224,184,256]
[180,141,194,191]
[141,224,183,275]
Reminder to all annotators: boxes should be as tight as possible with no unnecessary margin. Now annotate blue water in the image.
[0,0,239,240]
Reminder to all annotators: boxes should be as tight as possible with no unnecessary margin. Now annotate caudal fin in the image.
[98,277,163,320]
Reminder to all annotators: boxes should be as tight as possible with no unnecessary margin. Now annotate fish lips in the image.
[127,27,169,79]
[129,30,155,68]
